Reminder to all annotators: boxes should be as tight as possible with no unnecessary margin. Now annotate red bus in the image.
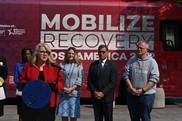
[0,0,182,100]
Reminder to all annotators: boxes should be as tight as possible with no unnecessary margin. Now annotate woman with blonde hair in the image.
[20,43,64,121]
[57,47,84,121]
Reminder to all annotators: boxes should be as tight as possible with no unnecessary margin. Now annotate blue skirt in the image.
[56,95,80,118]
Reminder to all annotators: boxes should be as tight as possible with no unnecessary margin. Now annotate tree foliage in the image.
[177,0,182,6]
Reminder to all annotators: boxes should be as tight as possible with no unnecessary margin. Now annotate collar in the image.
[100,58,107,64]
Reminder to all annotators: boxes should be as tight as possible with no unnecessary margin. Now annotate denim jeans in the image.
[127,93,155,121]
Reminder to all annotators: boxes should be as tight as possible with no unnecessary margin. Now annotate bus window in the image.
[160,20,182,51]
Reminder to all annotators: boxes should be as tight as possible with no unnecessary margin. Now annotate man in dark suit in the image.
[87,45,117,121]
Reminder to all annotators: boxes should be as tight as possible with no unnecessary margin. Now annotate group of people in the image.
[0,40,159,121]
[13,43,83,121]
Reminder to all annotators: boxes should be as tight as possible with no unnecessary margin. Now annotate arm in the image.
[19,63,28,83]
[13,63,20,84]
[74,64,84,87]
[64,64,84,93]
[123,59,139,95]
[142,81,155,93]
[87,63,96,94]
[57,70,64,92]
[141,59,159,93]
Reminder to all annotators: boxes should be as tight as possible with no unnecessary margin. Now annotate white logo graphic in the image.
[8,28,25,35]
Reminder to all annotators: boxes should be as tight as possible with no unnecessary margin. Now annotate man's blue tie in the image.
[98,61,103,75]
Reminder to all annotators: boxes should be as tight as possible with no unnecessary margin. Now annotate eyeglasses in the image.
[39,51,49,54]
[99,51,106,54]
[138,47,146,50]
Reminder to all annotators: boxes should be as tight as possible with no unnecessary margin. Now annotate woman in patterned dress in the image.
[57,47,84,121]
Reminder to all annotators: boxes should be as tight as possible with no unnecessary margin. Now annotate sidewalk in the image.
[1,104,182,121]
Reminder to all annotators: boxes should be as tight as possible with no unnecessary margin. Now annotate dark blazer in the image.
[87,59,117,103]
[0,57,8,80]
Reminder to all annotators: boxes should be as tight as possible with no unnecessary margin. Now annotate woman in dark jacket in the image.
[0,57,8,117]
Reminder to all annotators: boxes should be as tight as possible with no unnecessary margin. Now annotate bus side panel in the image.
[1,0,182,99]
[0,1,40,98]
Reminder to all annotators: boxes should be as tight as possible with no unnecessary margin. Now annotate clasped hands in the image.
[131,88,143,96]
[94,91,104,100]
[63,87,73,93]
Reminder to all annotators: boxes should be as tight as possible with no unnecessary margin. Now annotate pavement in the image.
[1,103,182,121]
[0,97,182,121]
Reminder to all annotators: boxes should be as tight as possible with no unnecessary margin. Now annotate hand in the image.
[63,87,73,93]
[94,91,100,99]
[97,92,104,98]
[136,89,143,96]
[131,88,140,96]
[131,88,143,96]
[94,91,104,100]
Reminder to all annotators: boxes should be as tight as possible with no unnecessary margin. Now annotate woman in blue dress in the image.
[57,47,84,121]
[14,48,32,121]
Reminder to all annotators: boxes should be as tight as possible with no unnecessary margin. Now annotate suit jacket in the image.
[87,59,117,103]
[0,57,8,80]
[13,62,24,84]
[19,62,64,107]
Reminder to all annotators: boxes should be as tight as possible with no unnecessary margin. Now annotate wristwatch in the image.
[142,88,146,93]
